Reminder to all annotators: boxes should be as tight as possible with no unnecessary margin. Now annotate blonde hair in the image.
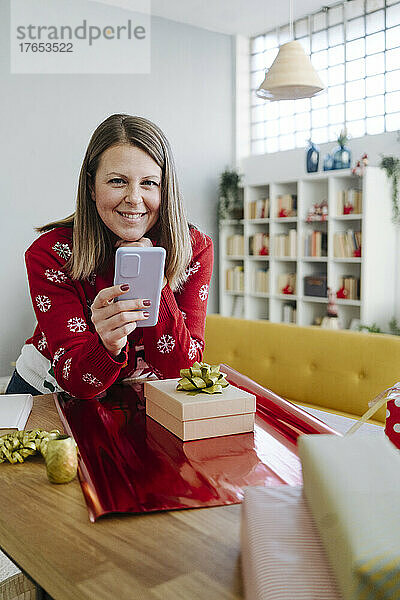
[36,114,193,291]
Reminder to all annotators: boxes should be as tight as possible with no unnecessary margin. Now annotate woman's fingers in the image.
[91,284,129,310]
[92,297,151,320]
[90,285,152,357]
[115,237,152,249]
[98,310,150,332]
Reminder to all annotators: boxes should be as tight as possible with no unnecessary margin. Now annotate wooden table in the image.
[0,394,243,600]
[1,394,383,600]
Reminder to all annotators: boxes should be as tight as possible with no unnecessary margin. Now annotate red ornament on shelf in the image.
[353,247,361,257]
[259,246,269,256]
[282,284,294,295]
[336,287,348,299]
[278,208,290,218]
[343,204,354,215]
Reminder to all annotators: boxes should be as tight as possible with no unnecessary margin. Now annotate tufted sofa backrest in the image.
[203,314,400,423]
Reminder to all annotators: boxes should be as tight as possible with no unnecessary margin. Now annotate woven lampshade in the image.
[257,40,325,101]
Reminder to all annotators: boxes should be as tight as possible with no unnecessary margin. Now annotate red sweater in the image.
[23,225,213,399]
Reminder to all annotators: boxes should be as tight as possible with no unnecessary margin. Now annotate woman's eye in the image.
[109,178,125,184]
[142,180,159,187]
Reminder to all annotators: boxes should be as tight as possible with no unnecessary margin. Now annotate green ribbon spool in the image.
[176,362,229,394]
[0,429,61,464]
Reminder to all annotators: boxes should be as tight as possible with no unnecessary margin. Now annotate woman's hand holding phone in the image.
[114,237,153,250]
[91,285,151,358]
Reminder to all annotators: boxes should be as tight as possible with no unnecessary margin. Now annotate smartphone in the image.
[114,246,166,327]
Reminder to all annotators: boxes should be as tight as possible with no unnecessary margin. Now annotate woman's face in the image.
[90,144,162,242]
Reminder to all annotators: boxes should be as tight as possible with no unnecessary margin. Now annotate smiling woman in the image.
[89,144,162,244]
[6,114,213,399]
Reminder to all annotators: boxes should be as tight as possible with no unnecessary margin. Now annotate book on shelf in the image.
[226,234,244,256]
[303,231,328,257]
[273,230,297,258]
[338,275,360,300]
[277,272,296,295]
[333,229,361,258]
[282,303,296,323]
[247,198,269,219]
[231,295,244,318]
[225,265,244,292]
[249,233,269,256]
[251,267,269,294]
[337,189,362,215]
[277,194,297,217]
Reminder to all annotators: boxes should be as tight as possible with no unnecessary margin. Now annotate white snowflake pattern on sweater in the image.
[185,261,201,278]
[37,331,47,351]
[157,334,175,354]
[35,295,52,313]
[45,269,67,283]
[52,347,66,366]
[67,317,87,333]
[82,373,103,387]
[188,338,197,360]
[52,242,71,261]
[181,310,187,320]
[198,284,209,301]
[63,358,72,380]
[88,273,96,286]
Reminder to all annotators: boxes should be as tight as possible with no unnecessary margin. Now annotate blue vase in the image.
[323,153,334,171]
[333,144,351,170]
[306,141,320,173]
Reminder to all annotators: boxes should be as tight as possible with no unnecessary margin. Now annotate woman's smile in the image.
[117,210,147,221]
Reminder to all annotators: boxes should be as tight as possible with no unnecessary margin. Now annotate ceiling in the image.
[93,0,335,36]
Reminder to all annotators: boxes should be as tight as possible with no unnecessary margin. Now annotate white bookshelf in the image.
[219,167,396,330]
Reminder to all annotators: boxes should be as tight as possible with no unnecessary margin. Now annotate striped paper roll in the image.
[241,486,341,600]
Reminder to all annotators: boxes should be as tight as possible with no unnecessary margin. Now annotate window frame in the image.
[250,0,400,155]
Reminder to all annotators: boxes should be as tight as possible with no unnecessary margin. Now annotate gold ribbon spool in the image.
[45,434,78,484]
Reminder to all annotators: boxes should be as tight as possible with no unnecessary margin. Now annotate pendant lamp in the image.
[256,1,325,101]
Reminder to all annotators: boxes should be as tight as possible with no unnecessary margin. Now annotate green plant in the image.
[337,127,349,148]
[218,169,242,220]
[389,317,400,336]
[358,318,400,336]
[380,155,400,224]
[358,323,382,334]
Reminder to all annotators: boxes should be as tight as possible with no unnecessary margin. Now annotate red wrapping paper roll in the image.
[220,364,339,441]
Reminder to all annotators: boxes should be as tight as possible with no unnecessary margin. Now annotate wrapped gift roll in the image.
[298,435,400,600]
[241,486,340,600]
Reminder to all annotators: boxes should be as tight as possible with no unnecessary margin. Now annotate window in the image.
[250,0,400,154]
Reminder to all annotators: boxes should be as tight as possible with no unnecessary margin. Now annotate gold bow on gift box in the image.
[176,362,229,394]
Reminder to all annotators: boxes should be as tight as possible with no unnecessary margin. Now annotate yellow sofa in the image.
[203,315,400,424]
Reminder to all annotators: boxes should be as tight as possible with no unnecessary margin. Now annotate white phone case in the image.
[114,246,166,327]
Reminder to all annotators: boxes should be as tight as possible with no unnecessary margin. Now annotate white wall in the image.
[0,2,234,376]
